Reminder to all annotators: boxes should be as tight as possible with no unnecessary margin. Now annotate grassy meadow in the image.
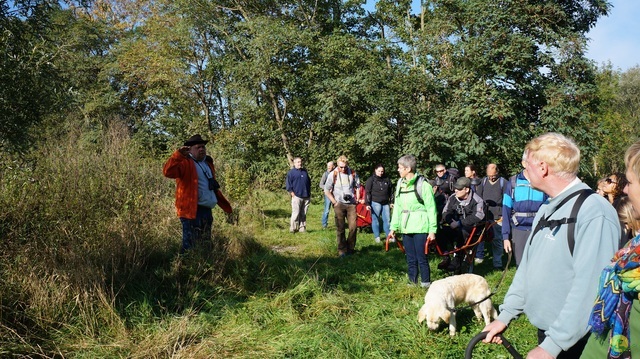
[0,128,539,358]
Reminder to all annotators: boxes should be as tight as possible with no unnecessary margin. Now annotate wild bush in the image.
[0,123,244,354]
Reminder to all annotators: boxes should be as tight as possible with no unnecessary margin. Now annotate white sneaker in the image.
[374,237,381,243]
[474,258,484,264]
[299,227,306,233]
[420,282,431,288]
[388,237,396,243]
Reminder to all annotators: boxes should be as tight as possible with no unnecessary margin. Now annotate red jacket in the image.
[163,150,232,219]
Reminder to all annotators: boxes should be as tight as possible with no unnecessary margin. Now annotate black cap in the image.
[184,134,209,146]
[453,177,471,190]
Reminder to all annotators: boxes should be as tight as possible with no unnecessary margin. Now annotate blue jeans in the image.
[403,233,430,284]
[322,194,332,228]
[179,206,213,252]
[370,201,390,239]
[475,222,504,268]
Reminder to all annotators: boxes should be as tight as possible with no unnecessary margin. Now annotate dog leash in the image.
[385,233,405,254]
[465,331,523,359]
[446,250,513,313]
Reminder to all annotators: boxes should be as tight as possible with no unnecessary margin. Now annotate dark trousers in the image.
[537,329,589,359]
[403,233,430,284]
[179,206,213,252]
[334,202,357,254]
[436,225,472,254]
[511,227,531,266]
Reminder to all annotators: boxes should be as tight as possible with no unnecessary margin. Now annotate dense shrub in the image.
[0,123,242,354]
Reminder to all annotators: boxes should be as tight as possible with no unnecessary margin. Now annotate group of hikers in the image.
[163,132,640,358]
[290,154,539,274]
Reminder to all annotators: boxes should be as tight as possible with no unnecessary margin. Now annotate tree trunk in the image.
[267,86,293,166]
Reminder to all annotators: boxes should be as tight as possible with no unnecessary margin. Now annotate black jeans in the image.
[179,205,213,252]
[436,225,473,253]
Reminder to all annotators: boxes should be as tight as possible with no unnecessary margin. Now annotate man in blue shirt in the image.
[286,157,312,233]
[501,155,548,266]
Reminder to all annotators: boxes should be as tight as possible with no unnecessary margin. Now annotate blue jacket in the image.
[501,171,547,239]
[286,167,311,198]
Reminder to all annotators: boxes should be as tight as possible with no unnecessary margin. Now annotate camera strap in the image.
[194,159,212,179]
[337,169,353,193]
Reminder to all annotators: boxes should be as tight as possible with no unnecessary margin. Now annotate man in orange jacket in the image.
[163,134,232,252]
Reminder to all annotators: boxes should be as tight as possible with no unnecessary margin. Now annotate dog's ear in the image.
[440,308,451,324]
[417,305,428,323]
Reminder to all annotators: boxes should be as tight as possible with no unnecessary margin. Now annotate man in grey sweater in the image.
[483,133,620,359]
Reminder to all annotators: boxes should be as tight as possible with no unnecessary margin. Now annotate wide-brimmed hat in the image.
[453,177,471,190]
[184,134,209,146]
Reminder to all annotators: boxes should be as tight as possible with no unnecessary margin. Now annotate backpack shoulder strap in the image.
[414,175,424,205]
[530,189,594,256]
[510,175,517,198]
[331,169,339,186]
[567,189,595,255]
[395,175,424,204]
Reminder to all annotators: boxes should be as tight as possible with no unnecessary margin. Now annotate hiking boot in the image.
[437,256,451,270]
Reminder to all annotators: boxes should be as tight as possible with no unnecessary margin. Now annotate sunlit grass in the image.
[0,126,538,357]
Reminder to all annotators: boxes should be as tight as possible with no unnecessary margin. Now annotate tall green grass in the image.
[0,125,538,357]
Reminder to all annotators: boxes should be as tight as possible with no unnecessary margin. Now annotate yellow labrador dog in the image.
[417,273,497,336]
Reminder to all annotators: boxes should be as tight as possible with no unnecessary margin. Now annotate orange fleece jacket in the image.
[163,150,232,219]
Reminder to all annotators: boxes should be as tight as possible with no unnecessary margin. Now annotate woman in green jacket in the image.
[388,155,438,288]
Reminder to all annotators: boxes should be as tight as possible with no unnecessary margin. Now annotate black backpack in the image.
[435,168,459,193]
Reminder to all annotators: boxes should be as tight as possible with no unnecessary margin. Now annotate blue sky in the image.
[364,0,639,72]
[586,0,639,71]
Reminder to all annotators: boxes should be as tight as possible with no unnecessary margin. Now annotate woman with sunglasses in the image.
[603,173,626,205]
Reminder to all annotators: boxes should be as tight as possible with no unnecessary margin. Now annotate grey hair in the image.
[398,155,417,173]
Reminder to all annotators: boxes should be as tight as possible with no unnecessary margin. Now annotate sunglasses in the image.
[435,169,445,173]
[605,178,617,184]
